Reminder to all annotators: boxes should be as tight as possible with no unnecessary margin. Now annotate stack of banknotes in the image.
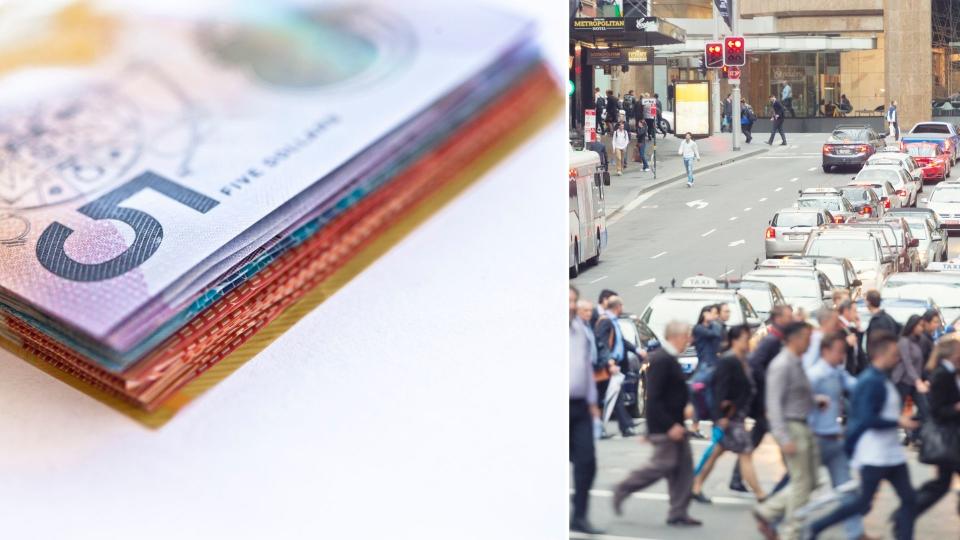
[0,1,559,418]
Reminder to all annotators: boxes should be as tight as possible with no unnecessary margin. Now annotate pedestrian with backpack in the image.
[741,99,756,143]
[691,325,767,504]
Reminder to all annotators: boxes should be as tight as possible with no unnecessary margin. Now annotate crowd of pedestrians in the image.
[571,285,960,538]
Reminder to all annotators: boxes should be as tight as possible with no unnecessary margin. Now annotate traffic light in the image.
[567,80,575,96]
[705,41,723,68]
[697,56,707,77]
[720,65,729,79]
[724,36,745,66]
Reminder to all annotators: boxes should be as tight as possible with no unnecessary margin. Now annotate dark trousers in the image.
[916,463,960,516]
[615,434,693,520]
[645,118,655,140]
[784,97,795,117]
[810,463,916,540]
[896,383,929,442]
[891,121,900,141]
[768,118,786,144]
[570,399,597,521]
[742,122,753,142]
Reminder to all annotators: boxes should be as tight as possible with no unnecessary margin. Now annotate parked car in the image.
[764,208,834,258]
[822,125,887,172]
[903,141,952,182]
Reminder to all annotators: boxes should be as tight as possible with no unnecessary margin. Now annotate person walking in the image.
[894,315,929,445]
[690,325,766,503]
[595,296,639,438]
[611,122,630,175]
[595,88,606,135]
[730,305,794,493]
[914,339,960,517]
[679,133,700,188]
[804,332,873,540]
[887,100,900,141]
[689,305,723,439]
[642,93,657,141]
[634,129,651,172]
[782,81,795,117]
[605,90,619,135]
[767,95,788,146]
[569,286,604,534]
[654,93,667,136]
[753,321,820,540]
[741,98,756,143]
[722,94,733,133]
[804,331,919,540]
[803,308,844,370]
[865,290,901,356]
[623,89,636,130]
[613,320,702,527]
[839,299,867,375]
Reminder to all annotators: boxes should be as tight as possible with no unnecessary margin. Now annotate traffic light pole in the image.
[711,2,721,136]
[730,9,741,151]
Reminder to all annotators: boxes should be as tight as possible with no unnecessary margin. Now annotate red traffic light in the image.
[705,41,724,68]
[724,35,746,66]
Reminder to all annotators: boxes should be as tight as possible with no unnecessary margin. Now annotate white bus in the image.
[570,147,608,277]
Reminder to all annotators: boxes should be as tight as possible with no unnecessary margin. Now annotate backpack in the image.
[689,363,717,420]
[745,105,757,122]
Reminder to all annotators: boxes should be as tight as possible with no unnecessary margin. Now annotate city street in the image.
[571,133,960,539]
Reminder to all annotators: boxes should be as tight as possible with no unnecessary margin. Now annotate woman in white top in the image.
[887,100,899,142]
[611,122,630,175]
[678,132,701,187]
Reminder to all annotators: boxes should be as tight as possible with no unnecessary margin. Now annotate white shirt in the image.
[678,139,700,159]
[612,129,629,150]
[852,378,906,467]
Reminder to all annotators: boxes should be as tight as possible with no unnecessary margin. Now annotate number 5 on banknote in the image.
[36,171,220,282]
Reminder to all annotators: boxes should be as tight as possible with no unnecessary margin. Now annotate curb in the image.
[606,146,769,221]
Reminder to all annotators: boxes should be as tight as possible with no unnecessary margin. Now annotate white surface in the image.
[0,1,567,538]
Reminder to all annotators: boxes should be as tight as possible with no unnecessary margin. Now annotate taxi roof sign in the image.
[758,258,814,268]
[681,276,718,288]
[925,262,960,272]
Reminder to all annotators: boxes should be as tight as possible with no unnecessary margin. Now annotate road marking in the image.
[702,228,716,237]
[685,199,709,210]
[634,278,656,287]
[744,207,752,212]
[729,216,738,221]
[589,275,608,284]
[789,177,798,182]
[728,239,746,247]
[759,197,768,202]
[586,489,754,507]
[570,531,663,540]
[720,268,736,276]
[775,187,783,192]
[640,205,659,209]
[808,166,819,171]
[651,251,667,259]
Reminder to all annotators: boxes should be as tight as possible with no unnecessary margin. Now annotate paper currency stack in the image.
[0,1,558,419]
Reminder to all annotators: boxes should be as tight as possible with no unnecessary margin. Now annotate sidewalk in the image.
[598,132,768,219]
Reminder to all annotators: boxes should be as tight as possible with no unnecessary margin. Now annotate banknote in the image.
[0,0,532,346]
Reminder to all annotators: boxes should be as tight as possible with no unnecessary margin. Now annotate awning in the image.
[571,17,687,47]
[654,35,877,58]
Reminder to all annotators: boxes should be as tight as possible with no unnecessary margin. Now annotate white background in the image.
[0,1,567,538]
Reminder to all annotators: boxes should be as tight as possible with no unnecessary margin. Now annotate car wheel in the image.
[822,164,831,173]
[660,118,672,134]
[589,234,601,265]
[570,243,580,278]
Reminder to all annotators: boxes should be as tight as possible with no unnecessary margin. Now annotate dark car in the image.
[822,125,887,172]
[839,185,885,218]
[616,314,656,418]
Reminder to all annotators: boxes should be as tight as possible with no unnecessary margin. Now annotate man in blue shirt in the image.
[804,333,869,540]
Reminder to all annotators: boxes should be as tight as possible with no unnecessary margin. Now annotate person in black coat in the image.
[604,90,619,135]
[839,299,867,375]
[766,95,787,145]
[865,290,901,356]
[915,339,960,516]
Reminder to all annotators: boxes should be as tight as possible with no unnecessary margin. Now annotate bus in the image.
[569,147,608,277]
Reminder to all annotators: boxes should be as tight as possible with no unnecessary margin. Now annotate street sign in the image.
[584,109,597,143]
[728,66,741,80]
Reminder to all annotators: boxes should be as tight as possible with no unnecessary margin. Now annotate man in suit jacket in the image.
[864,290,900,356]
[839,299,867,375]
[613,320,702,528]
[767,95,787,146]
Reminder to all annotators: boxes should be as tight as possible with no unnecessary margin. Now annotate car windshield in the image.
[815,264,845,286]
[645,297,744,339]
[773,212,818,227]
[912,124,950,134]
[806,238,878,261]
[856,169,900,184]
[839,187,873,202]
[746,274,819,298]
[905,144,938,157]
[797,198,842,211]
[828,129,867,142]
[884,283,960,308]
[907,222,929,239]
[737,288,771,315]
[931,188,960,203]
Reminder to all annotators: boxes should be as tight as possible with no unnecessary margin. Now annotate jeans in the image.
[810,463,916,540]
[636,141,649,169]
[817,436,865,539]
[683,157,695,184]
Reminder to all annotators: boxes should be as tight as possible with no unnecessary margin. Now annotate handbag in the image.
[918,420,960,466]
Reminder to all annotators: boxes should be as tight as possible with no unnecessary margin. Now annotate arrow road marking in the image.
[729,216,738,221]
[634,278,656,287]
[640,205,659,209]
[728,239,746,247]
[702,228,716,237]
[759,197,768,202]
[744,207,752,212]
[790,177,798,182]
[775,187,783,192]
[685,199,709,210]
[651,251,667,259]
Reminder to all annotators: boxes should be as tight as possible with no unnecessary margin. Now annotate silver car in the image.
[901,216,946,267]
[764,208,832,258]
[882,272,960,325]
[742,267,834,316]
[856,165,918,206]
[802,229,894,290]
[922,181,960,233]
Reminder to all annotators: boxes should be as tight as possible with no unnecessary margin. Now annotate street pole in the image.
[711,1,721,136]
[730,2,741,151]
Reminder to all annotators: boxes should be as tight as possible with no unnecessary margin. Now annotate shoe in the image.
[616,171,622,176]
[612,489,626,516]
[570,517,604,535]
[766,141,772,145]
[780,142,788,146]
[600,430,614,440]
[729,480,748,493]
[687,182,692,188]
[642,167,650,171]
[621,428,638,438]
[753,511,778,540]
[691,491,712,504]
[666,516,703,527]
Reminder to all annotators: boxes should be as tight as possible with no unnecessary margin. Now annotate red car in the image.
[903,141,952,182]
